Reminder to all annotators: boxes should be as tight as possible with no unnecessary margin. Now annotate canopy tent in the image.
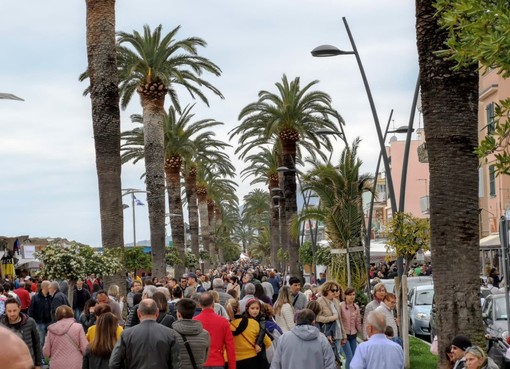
[480,234,501,249]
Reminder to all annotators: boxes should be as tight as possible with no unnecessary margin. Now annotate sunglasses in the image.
[330,289,339,292]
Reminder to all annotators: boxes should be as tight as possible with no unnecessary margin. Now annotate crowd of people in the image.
[0,260,494,369]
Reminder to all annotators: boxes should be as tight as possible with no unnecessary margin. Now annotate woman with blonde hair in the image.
[107,284,124,312]
[316,281,346,359]
[464,346,499,369]
[43,305,88,369]
[272,286,295,333]
[83,312,119,369]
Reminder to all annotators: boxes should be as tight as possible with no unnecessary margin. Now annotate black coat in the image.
[83,347,110,369]
[28,291,52,324]
[1,313,42,366]
[50,290,70,322]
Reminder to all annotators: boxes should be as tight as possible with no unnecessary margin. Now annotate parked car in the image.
[482,294,510,369]
[408,284,434,339]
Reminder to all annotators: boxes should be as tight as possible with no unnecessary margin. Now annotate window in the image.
[489,165,496,197]
[486,102,495,134]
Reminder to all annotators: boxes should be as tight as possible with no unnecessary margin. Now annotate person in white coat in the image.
[273,286,295,333]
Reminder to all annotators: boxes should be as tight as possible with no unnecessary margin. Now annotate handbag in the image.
[430,335,438,355]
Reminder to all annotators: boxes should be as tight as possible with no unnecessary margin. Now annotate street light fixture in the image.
[311,16,421,278]
[122,188,150,248]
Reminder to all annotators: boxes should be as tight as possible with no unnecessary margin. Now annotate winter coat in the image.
[481,357,500,369]
[82,347,110,369]
[0,312,42,366]
[269,324,336,369]
[316,297,347,339]
[157,311,176,329]
[43,317,88,369]
[274,303,295,333]
[28,291,52,324]
[50,290,70,322]
[109,319,181,369]
[172,319,210,369]
[80,312,96,333]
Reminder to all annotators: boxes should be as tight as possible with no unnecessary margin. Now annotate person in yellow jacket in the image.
[228,299,271,369]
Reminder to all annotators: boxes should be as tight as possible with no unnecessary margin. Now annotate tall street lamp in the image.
[311,16,421,277]
[122,188,149,248]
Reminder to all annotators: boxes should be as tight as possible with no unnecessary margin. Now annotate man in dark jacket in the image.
[173,298,210,369]
[1,297,42,369]
[28,280,52,349]
[73,279,91,320]
[110,298,181,369]
[48,281,70,323]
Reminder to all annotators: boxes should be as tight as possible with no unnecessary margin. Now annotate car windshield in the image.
[415,289,434,305]
[495,298,508,320]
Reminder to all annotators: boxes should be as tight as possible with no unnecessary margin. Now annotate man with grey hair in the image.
[239,283,258,314]
[212,278,231,307]
[110,299,181,369]
[270,308,335,369]
[350,310,404,369]
[125,285,158,327]
[48,281,70,322]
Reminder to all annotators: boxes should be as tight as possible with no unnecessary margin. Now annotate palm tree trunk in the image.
[140,97,166,279]
[416,0,484,358]
[216,208,225,264]
[85,0,125,293]
[282,141,302,281]
[184,167,200,257]
[269,179,280,269]
[208,200,217,266]
[165,160,185,279]
[197,189,210,269]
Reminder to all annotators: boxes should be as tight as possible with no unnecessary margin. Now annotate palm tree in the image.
[184,134,234,258]
[116,24,223,278]
[241,147,282,268]
[163,104,227,278]
[242,189,270,231]
[299,138,372,290]
[84,0,125,292]
[416,0,484,356]
[231,74,340,280]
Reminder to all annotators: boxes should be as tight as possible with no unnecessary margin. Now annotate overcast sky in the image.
[1,0,418,247]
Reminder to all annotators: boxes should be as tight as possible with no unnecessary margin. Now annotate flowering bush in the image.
[36,243,122,280]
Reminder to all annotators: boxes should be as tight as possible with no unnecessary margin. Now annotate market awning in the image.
[15,258,40,269]
[480,234,501,249]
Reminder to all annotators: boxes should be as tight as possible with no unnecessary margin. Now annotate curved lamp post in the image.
[311,16,421,277]
[0,93,24,101]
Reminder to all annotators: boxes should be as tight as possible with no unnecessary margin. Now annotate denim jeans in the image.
[74,308,82,321]
[37,322,50,364]
[342,334,358,369]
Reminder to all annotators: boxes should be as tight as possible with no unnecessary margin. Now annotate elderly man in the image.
[239,283,257,314]
[1,298,42,369]
[125,285,158,328]
[212,278,231,307]
[270,308,335,369]
[350,310,404,369]
[0,325,36,369]
[110,299,181,369]
[48,281,70,322]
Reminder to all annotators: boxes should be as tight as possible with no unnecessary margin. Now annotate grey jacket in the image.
[270,324,335,369]
[110,319,181,369]
[172,319,210,369]
[1,313,42,366]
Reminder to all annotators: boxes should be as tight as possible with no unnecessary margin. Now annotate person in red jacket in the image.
[14,281,32,314]
[194,292,236,369]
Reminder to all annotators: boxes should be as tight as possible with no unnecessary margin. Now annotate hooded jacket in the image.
[172,319,210,369]
[0,312,42,366]
[270,324,335,369]
[43,317,88,369]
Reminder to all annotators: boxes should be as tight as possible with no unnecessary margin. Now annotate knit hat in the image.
[451,335,472,351]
